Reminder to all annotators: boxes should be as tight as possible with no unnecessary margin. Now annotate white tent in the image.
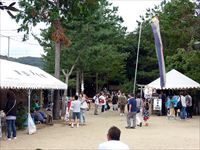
[0,59,67,89]
[0,59,67,134]
[146,69,200,90]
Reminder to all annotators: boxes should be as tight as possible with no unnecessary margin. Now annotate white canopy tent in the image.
[0,59,67,89]
[146,69,200,90]
[0,59,67,134]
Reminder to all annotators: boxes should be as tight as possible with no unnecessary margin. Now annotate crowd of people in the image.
[164,92,193,120]
[64,90,151,130]
[0,89,194,143]
[65,94,89,128]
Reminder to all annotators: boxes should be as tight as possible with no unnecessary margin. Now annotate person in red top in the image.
[66,97,73,125]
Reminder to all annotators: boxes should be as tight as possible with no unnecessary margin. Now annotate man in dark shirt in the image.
[126,93,137,129]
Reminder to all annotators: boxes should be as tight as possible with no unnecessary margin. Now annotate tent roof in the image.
[0,59,67,90]
[146,69,200,90]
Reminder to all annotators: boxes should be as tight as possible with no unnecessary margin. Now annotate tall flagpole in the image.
[133,22,142,94]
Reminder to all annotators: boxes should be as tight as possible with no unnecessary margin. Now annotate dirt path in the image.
[0,108,199,150]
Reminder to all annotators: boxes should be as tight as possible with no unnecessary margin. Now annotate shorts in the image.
[72,112,80,120]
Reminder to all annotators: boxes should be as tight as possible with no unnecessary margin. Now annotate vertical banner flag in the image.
[151,17,166,88]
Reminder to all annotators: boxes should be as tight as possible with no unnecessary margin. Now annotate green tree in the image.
[124,0,200,90]
[15,0,98,119]
[41,0,128,94]
[166,48,200,83]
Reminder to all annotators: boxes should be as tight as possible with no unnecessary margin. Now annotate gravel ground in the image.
[0,107,199,150]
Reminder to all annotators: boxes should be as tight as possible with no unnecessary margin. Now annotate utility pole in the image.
[133,22,142,94]
[0,34,11,57]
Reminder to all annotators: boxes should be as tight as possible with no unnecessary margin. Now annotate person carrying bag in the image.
[4,91,17,140]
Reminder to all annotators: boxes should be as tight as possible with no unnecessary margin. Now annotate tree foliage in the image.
[124,0,200,88]
[167,48,200,83]
[41,0,128,92]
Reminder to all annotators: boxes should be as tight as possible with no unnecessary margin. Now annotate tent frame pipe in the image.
[28,89,31,115]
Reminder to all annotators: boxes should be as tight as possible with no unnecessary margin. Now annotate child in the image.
[143,100,150,126]
[65,97,73,126]
[165,97,171,119]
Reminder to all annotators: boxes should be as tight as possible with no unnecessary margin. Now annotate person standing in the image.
[80,94,88,125]
[172,95,179,118]
[165,96,171,119]
[143,100,150,126]
[71,95,81,128]
[4,90,17,140]
[136,94,142,127]
[99,93,106,112]
[118,92,127,116]
[98,126,129,150]
[185,93,192,118]
[126,93,137,129]
[160,92,166,116]
[93,93,99,115]
[179,92,186,119]
[112,92,118,111]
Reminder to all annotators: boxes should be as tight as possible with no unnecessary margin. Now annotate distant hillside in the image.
[0,55,44,69]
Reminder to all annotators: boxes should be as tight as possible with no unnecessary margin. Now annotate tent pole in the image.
[28,89,31,115]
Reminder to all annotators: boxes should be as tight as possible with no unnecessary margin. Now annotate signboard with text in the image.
[153,98,162,110]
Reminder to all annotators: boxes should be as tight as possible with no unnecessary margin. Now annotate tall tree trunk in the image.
[61,55,79,117]
[53,41,61,120]
[55,42,61,79]
[76,70,80,95]
[96,72,99,93]
[61,72,69,118]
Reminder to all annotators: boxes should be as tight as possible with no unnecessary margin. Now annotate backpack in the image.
[177,100,182,109]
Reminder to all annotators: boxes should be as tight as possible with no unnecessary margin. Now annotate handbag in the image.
[177,100,182,109]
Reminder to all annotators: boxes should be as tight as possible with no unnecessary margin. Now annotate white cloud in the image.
[110,0,162,32]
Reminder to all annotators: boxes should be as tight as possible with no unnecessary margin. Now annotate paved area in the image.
[0,108,199,149]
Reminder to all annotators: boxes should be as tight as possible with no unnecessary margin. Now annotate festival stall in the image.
[146,69,200,90]
[0,59,67,134]
[144,69,200,114]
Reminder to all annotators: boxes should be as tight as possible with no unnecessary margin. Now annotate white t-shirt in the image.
[99,95,106,105]
[93,96,99,105]
[179,95,186,107]
[71,100,81,112]
[99,140,129,150]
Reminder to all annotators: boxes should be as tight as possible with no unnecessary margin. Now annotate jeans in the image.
[180,107,186,119]
[127,112,137,128]
[80,109,86,124]
[6,119,16,138]
[186,106,193,118]
[101,105,105,112]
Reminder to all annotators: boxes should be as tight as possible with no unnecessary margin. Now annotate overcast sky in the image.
[0,0,162,58]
